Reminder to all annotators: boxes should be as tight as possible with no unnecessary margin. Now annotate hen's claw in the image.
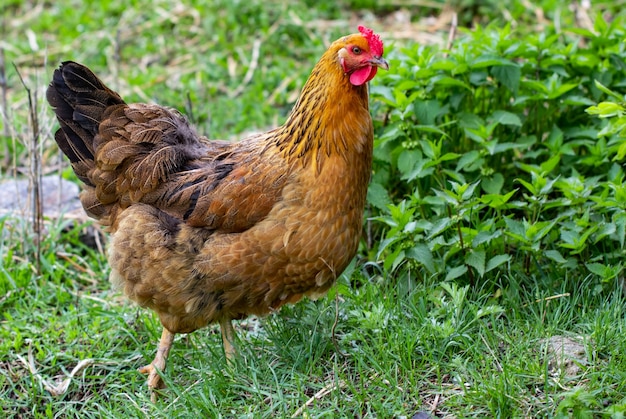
[140,328,175,401]
[138,363,165,402]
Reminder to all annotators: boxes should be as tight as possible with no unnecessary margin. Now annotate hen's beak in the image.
[370,56,389,71]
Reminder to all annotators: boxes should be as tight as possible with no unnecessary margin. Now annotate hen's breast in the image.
[193,151,368,317]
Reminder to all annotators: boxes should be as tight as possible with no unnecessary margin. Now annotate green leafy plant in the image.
[369,13,626,294]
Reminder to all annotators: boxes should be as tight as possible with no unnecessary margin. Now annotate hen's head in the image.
[337,26,389,86]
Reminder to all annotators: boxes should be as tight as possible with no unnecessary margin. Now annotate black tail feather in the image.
[47,61,125,184]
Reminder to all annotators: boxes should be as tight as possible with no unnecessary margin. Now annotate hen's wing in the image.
[152,148,290,232]
[83,103,287,232]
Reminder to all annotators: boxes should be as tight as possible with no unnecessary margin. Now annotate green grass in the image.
[4,245,626,417]
[3,0,626,417]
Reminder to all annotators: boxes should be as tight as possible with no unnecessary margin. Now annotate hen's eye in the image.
[352,46,362,54]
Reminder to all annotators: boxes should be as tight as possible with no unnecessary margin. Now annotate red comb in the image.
[358,25,383,56]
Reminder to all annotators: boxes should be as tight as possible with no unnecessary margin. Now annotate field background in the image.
[2,0,626,417]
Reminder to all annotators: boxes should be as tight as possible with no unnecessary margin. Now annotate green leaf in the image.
[504,218,527,238]
[540,154,561,173]
[397,149,421,178]
[616,141,626,159]
[586,101,625,118]
[527,220,558,241]
[585,262,609,277]
[445,265,468,281]
[456,150,483,172]
[516,178,536,195]
[563,95,595,106]
[460,180,481,201]
[433,76,471,90]
[486,254,511,272]
[396,80,420,91]
[476,305,505,318]
[377,122,404,144]
[431,59,459,71]
[571,52,600,69]
[367,182,392,212]
[490,110,522,127]
[545,250,567,264]
[391,250,406,272]
[592,80,624,101]
[414,100,444,125]
[414,125,449,136]
[593,222,616,243]
[458,112,485,129]
[470,55,512,69]
[491,64,521,93]
[466,249,486,277]
[427,217,453,239]
[472,230,502,247]
[552,83,580,98]
[521,79,548,95]
[403,158,435,181]
[490,141,522,154]
[384,247,406,272]
[481,174,504,194]
[406,244,436,274]
[480,190,517,208]
[439,152,461,163]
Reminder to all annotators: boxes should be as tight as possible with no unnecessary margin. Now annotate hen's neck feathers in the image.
[271,42,373,171]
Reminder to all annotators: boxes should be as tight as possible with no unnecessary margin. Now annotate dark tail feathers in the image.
[46,61,125,185]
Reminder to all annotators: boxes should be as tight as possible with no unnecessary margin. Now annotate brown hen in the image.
[46,26,388,396]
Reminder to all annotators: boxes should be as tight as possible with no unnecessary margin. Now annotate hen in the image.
[47,26,388,396]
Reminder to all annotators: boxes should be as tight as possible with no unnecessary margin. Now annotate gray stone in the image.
[0,175,82,215]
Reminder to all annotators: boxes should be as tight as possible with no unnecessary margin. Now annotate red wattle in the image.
[350,66,375,86]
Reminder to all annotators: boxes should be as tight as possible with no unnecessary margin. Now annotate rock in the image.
[0,175,102,248]
[0,175,82,215]
[541,335,588,377]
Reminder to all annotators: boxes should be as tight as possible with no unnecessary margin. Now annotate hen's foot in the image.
[139,328,175,401]
[138,363,165,398]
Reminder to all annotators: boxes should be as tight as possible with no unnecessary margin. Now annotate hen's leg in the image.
[219,318,237,362]
[138,327,175,400]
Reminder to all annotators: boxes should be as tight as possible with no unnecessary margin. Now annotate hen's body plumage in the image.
[47,26,387,396]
